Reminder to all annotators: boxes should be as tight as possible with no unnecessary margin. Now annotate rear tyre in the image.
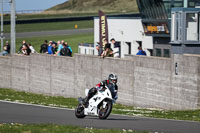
[98,100,112,119]
[75,104,86,118]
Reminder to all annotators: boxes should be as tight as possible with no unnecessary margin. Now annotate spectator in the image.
[55,40,63,56]
[61,40,65,45]
[2,41,10,56]
[110,38,120,58]
[51,42,58,55]
[28,43,37,53]
[21,43,31,55]
[103,39,111,50]
[101,47,113,57]
[18,40,27,54]
[40,40,48,53]
[136,46,146,56]
[60,42,72,57]
[47,41,53,54]
[96,43,103,56]
[66,42,72,53]
[101,39,113,57]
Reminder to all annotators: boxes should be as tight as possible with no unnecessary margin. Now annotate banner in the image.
[99,10,108,49]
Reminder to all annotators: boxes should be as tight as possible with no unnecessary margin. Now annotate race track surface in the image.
[0,101,200,133]
[5,28,94,38]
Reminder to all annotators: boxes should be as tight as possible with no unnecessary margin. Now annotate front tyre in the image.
[98,100,112,119]
[75,104,86,118]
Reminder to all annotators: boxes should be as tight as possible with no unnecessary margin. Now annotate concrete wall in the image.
[0,53,199,110]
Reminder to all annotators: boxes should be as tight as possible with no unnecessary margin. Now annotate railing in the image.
[4,9,44,14]
[78,43,95,55]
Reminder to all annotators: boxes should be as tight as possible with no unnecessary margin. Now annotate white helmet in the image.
[108,74,118,84]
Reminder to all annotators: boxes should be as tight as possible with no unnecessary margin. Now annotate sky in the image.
[4,0,68,11]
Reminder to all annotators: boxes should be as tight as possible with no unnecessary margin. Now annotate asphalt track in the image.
[0,101,200,133]
[4,28,94,39]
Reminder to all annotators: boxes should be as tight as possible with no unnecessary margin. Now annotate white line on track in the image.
[0,100,74,111]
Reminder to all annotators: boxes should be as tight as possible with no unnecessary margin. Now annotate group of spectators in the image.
[95,38,146,58]
[17,40,37,55]
[2,40,72,57]
[2,38,145,57]
[96,38,120,58]
[40,40,72,56]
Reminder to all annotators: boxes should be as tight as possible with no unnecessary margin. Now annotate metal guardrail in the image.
[4,9,44,14]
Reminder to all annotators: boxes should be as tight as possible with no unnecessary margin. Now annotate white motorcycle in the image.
[75,86,117,119]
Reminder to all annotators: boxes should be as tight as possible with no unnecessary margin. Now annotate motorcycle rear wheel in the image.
[98,100,112,119]
[75,104,86,118]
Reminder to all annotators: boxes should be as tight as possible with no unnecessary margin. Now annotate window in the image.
[156,48,162,57]
[176,13,182,41]
[186,13,198,41]
[171,13,176,41]
[171,8,200,44]
[174,0,184,7]
[199,13,200,41]
[164,49,170,57]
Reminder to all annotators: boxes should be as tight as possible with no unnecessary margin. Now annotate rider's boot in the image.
[82,87,97,108]
[82,96,89,108]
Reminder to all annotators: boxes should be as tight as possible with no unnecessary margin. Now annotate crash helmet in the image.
[108,74,118,84]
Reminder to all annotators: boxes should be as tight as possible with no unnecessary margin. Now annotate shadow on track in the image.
[85,117,140,121]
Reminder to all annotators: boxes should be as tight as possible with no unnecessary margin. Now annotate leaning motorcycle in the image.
[75,86,117,119]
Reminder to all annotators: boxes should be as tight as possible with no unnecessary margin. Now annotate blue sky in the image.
[4,0,68,11]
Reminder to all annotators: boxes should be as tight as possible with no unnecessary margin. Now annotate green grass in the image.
[4,20,94,33]
[0,88,77,109]
[13,33,93,54]
[0,123,147,133]
[0,88,200,122]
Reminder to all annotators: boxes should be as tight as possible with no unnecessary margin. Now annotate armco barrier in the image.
[0,53,199,110]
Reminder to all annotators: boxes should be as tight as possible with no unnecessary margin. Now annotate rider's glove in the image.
[96,86,102,90]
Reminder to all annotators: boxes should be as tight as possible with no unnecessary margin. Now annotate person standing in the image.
[28,43,37,53]
[47,41,53,55]
[55,40,63,56]
[101,39,113,57]
[60,42,72,57]
[136,46,146,56]
[40,40,48,53]
[110,38,120,58]
[96,43,103,56]
[18,40,27,54]
[51,42,58,55]
[2,41,10,56]
[21,43,31,55]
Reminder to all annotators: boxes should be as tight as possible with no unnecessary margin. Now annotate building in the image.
[94,17,153,57]
[136,0,200,57]
[80,0,200,58]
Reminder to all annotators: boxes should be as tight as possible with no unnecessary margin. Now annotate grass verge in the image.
[0,123,147,133]
[0,88,200,122]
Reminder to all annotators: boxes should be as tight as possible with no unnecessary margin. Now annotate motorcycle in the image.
[75,86,117,119]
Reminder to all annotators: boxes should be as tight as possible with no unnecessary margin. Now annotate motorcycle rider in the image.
[83,74,118,107]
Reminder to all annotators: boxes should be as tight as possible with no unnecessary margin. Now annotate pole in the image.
[10,0,16,55]
[1,0,4,52]
[184,0,188,8]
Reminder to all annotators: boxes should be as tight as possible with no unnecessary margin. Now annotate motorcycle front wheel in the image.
[75,104,86,118]
[98,100,112,119]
